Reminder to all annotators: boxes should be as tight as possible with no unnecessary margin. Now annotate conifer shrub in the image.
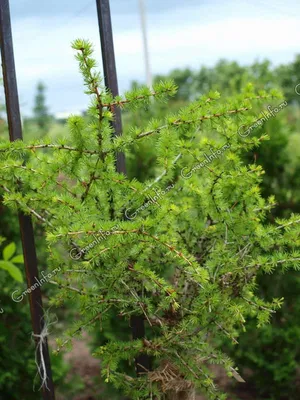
[0,39,299,400]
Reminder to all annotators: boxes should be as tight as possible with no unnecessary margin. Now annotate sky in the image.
[4,0,300,116]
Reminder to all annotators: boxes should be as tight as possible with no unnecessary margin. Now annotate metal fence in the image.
[0,1,148,398]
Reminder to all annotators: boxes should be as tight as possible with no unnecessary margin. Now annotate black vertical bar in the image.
[95,0,150,374]
[0,1,55,398]
[95,0,125,174]
[131,315,151,373]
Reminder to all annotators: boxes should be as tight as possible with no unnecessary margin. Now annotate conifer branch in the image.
[21,144,99,155]
[1,163,78,198]
[49,280,99,297]
[214,322,239,344]
[1,184,51,226]
[54,228,194,269]
[136,107,249,139]
[100,86,176,109]
[241,296,276,313]
[55,309,111,354]
[275,218,300,230]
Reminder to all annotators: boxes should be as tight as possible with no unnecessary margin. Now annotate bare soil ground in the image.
[56,333,101,400]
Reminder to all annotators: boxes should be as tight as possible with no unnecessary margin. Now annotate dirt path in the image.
[56,332,101,400]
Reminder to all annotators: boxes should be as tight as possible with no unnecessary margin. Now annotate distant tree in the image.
[275,54,300,104]
[33,82,51,134]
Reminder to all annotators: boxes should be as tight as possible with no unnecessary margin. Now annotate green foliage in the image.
[0,81,76,399]
[226,269,300,400]
[0,242,24,282]
[0,40,299,399]
[155,56,300,105]
[130,58,300,215]
[0,292,40,399]
[152,58,300,399]
[153,57,300,214]
[0,238,72,399]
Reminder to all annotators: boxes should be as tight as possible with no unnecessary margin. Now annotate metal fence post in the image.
[95,0,151,374]
[0,1,55,398]
[95,0,125,174]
